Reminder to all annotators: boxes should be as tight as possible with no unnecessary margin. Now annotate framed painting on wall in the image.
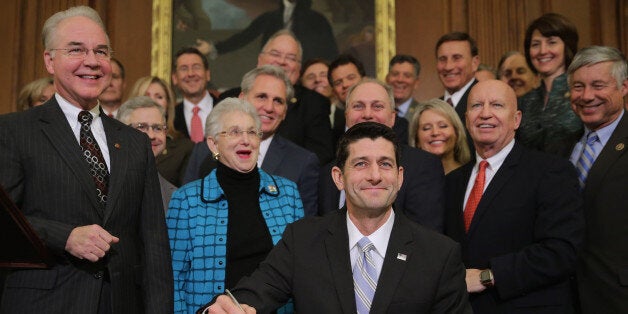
[152,0,395,90]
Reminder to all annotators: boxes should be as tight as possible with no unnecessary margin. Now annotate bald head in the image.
[466,80,521,158]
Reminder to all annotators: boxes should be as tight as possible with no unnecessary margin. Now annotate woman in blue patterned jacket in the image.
[167,98,304,313]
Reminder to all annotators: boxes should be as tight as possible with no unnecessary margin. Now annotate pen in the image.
[225,289,245,312]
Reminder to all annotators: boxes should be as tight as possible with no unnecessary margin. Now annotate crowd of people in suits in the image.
[2,4,627,314]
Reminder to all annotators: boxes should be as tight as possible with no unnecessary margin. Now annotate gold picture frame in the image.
[151,0,395,84]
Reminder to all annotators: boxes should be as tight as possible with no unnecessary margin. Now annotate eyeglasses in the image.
[262,50,300,64]
[50,47,113,60]
[130,123,168,133]
[218,129,263,139]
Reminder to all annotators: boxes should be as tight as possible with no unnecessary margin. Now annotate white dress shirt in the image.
[56,94,111,169]
[444,78,476,108]
[347,210,395,277]
[182,91,213,136]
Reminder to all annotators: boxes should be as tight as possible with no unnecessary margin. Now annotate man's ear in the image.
[331,166,344,191]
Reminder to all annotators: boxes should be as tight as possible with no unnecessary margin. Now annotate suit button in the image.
[94,271,103,279]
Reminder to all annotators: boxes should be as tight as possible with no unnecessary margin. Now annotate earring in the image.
[212,152,220,160]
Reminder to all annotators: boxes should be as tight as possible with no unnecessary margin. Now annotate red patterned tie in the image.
[464,160,488,232]
[190,106,204,143]
[78,111,109,203]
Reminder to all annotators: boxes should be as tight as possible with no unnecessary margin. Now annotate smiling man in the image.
[385,54,421,120]
[319,78,445,233]
[0,6,172,313]
[183,65,320,216]
[435,32,480,125]
[566,46,628,314]
[172,47,217,143]
[205,122,471,314]
[444,80,583,313]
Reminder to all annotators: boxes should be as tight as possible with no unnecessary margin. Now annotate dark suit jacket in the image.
[182,135,320,216]
[230,209,472,313]
[319,144,445,232]
[444,79,477,156]
[173,93,218,139]
[576,113,628,313]
[401,99,420,121]
[220,85,334,165]
[156,135,194,187]
[444,142,584,313]
[0,99,173,313]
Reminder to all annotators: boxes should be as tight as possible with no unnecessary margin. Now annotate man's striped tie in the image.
[353,237,379,314]
[576,131,599,190]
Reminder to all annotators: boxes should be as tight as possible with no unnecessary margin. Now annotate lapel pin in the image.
[114,143,121,149]
[290,97,297,104]
[267,185,277,193]
[397,253,407,261]
[616,143,624,151]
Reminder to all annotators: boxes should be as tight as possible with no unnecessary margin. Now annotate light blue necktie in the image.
[576,131,599,190]
[353,237,379,314]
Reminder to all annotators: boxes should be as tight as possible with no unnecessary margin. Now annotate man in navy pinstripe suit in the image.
[0,6,172,313]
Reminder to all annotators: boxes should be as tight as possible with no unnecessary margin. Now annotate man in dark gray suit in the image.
[0,6,172,313]
[567,46,628,313]
[205,122,471,314]
[386,54,422,121]
[183,65,320,216]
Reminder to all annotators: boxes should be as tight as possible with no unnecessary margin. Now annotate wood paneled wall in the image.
[0,0,152,114]
[396,0,627,101]
[1,0,626,113]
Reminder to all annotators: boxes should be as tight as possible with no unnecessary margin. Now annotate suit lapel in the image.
[261,136,283,174]
[324,211,357,314]
[467,143,522,236]
[370,213,413,313]
[174,102,189,138]
[101,115,127,224]
[586,113,628,195]
[38,100,105,217]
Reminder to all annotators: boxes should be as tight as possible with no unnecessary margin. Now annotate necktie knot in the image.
[478,160,489,172]
[192,106,200,114]
[357,237,375,254]
[586,132,599,145]
[78,110,93,126]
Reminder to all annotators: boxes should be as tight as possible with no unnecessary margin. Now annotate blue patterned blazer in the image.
[167,168,304,314]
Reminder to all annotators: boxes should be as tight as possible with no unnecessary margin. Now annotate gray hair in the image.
[346,77,396,111]
[205,98,261,138]
[261,29,303,63]
[241,65,294,102]
[116,96,165,124]
[42,6,109,50]
[568,46,627,90]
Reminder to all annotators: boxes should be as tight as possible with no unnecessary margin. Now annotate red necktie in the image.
[464,160,488,232]
[190,106,204,143]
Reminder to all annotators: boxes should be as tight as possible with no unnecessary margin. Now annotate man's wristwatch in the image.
[479,269,494,287]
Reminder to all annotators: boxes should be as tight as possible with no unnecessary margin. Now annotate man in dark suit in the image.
[183,65,320,216]
[319,78,445,232]
[206,122,471,314]
[436,32,479,154]
[329,54,409,147]
[444,79,583,313]
[0,6,172,313]
[172,47,218,143]
[386,54,422,122]
[566,46,628,313]
[220,30,334,164]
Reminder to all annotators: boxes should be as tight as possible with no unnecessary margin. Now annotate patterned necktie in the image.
[576,132,599,190]
[78,111,109,203]
[464,160,489,232]
[353,237,378,314]
[190,106,204,143]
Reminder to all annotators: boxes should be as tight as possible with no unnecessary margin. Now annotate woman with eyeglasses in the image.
[116,96,175,212]
[166,98,304,314]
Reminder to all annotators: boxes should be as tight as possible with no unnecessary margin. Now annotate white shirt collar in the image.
[347,209,395,260]
[444,78,476,108]
[258,135,274,167]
